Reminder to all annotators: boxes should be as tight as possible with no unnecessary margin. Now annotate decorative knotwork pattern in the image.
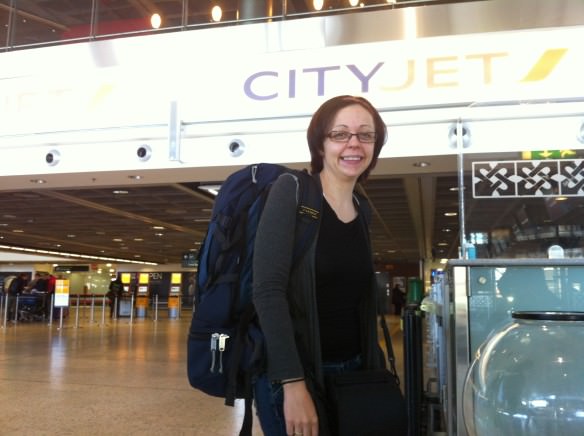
[473,160,584,198]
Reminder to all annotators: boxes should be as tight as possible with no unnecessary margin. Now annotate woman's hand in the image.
[283,380,319,436]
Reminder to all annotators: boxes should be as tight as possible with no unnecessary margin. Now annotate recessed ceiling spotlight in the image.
[211,5,222,21]
[444,212,458,217]
[30,179,46,184]
[442,228,452,232]
[113,190,129,195]
[128,175,143,180]
[150,13,161,29]
[199,185,221,196]
[413,161,430,168]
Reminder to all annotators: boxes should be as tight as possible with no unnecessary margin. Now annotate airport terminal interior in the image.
[2,0,584,435]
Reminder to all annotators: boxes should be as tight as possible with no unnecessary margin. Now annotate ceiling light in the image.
[199,185,221,196]
[152,226,165,230]
[30,179,46,184]
[12,229,24,233]
[444,212,458,217]
[128,175,142,180]
[313,0,324,11]
[211,5,222,22]
[413,161,430,168]
[113,190,128,195]
[150,13,161,29]
[0,244,157,265]
[349,0,359,6]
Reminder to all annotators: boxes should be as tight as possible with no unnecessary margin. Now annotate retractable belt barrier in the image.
[0,293,185,329]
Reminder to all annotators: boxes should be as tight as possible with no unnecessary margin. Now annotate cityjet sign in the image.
[241,32,578,108]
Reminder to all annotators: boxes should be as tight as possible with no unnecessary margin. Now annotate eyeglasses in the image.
[327,130,377,143]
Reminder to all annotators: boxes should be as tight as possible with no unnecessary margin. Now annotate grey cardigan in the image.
[252,171,384,389]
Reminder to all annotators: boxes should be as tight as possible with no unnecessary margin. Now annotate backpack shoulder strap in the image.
[288,170,322,263]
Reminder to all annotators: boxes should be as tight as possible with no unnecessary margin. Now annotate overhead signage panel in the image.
[0,25,582,137]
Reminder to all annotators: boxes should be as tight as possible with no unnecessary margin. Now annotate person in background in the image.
[252,95,388,436]
[392,283,406,316]
[7,272,28,320]
[107,277,124,318]
[26,272,48,293]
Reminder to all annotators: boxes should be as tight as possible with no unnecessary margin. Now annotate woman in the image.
[252,95,387,436]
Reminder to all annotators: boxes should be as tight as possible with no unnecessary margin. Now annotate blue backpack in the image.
[187,163,321,436]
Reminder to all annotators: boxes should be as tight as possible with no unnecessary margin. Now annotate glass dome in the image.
[463,311,584,436]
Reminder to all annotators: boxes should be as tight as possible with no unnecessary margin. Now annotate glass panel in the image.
[285,0,396,17]
[96,0,182,37]
[468,265,584,354]
[12,0,93,46]
[460,110,584,259]
[187,0,282,26]
[0,0,9,48]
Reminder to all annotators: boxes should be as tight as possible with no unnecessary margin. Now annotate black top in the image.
[315,198,373,361]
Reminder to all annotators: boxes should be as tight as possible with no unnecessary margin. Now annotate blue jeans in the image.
[254,355,363,436]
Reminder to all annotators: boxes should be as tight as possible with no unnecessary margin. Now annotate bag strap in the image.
[379,313,400,386]
[289,170,322,263]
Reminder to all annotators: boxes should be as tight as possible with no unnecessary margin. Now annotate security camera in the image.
[45,149,61,166]
[228,139,245,157]
[137,144,152,161]
[578,121,584,144]
[448,123,471,149]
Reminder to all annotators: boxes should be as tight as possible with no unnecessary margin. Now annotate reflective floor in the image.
[0,309,404,435]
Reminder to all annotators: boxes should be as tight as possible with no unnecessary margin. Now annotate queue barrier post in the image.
[113,297,118,320]
[153,295,159,322]
[74,295,80,328]
[100,295,106,325]
[90,295,96,324]
[58,307,64,330]
[48,294,54,326]
[129,294,134,325]
[1,295,8,329]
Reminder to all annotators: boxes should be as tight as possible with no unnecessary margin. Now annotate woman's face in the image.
[321,104,375,182]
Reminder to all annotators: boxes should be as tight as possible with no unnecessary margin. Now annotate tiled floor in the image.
[0,308,404,435]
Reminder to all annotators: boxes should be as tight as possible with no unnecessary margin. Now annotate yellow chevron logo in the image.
[520,48,568,82]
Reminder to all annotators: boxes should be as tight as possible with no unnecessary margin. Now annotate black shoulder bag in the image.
[324,314,408,436]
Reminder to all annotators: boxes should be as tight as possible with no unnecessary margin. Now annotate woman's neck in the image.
[319,171,358,223]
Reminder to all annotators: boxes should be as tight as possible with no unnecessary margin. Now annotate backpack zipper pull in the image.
[218,333,229,374]
[210,333,219,373]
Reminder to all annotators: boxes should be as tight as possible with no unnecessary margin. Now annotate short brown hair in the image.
[306,95,387,182]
